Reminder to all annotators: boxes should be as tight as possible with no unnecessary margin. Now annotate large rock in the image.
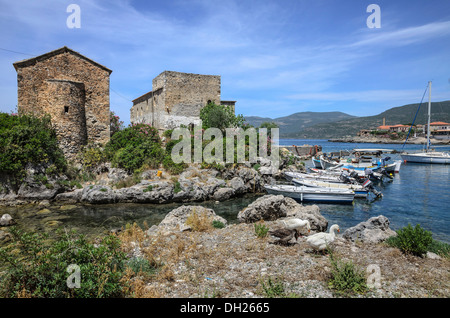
[343,215,396,243]
[213,187,235,201]
[237,195,299,223]
[80,185,116,204]
[147,205,227,234]
[54,189,83,203]
[227,177,247,194]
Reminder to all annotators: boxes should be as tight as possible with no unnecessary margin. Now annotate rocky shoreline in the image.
[118,195,449,298]
[0,148,305,207]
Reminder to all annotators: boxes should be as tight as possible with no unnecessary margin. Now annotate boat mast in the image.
[426,81,432,152]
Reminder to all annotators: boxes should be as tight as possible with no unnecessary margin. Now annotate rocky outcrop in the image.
[237,195,297,223]
[146,205,227,235]
[237,194,328,232]
[343,215,397,243]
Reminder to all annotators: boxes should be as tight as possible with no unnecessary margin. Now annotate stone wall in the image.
[131,71,228,131]
[14,47,112,160]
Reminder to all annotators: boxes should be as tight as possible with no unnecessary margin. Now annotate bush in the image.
[104,123,160,160]
[328,252,368,295]
[0,113,66,185]
[79,145,106,171]
[110,111,124,137]
[112,141,165,173]
[162,155,186,175]
[212,220,225,229]
[254,222,269,238]
[0,227,128,298]
[386,223,433,257]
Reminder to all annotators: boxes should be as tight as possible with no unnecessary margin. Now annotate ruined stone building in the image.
[130,71,236,132]
[13,46,112,160]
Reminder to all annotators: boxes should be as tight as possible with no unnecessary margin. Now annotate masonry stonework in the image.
[130,71,235,131]
[13,46,112,160]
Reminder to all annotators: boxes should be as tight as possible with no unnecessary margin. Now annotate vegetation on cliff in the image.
[0,113,67,187]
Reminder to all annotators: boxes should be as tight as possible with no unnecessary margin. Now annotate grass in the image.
[185,209,213,232]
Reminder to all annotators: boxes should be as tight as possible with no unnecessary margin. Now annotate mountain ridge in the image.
[244,100,450,139]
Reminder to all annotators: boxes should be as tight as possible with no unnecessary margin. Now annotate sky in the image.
[1,0,450,125]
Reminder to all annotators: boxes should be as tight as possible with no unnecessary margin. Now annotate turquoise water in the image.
[4,139,449,244]
[280,139,450,243]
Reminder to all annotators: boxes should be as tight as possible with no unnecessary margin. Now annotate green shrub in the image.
[386,223,433,257]
[79,145,106,170]
[428,239,450,258]
[212,220,225,229]
[125,257,158,276]
[173,180,182,193]
[0,227,128,298]
[328,252,368,295]
[162,155,186,175]
[0,113,67,185]
[254,222,269,238]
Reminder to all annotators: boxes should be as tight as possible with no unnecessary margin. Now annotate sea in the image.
[280,139,450,244]
[4,139,450,244]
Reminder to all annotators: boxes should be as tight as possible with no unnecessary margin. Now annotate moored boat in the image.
[291,178,369,198]
[264,184,355,204]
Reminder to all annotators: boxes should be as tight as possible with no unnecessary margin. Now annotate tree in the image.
[199,101,245,132]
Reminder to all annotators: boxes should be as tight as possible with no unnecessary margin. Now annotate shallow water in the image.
[3,139,450,243]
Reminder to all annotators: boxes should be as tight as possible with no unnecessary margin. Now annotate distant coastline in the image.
[327,136,450,145]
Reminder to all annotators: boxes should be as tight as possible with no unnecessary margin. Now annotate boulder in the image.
[228,177,247,194]
[0,213,16,226]
[54,189,83,203]
[237,194,299,223]
[80,185,116,204]
[213,187,235,201]
[343,215,396,243]
[147,205,227,234]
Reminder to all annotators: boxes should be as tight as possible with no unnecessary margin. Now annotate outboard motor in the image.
[339,170,351,183]
[362,178,383,198]
[349,170,360,183]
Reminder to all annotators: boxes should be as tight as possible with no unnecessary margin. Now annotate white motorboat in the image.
[291,178,369,198]
[264,184,355,204]
[284,171,347,183]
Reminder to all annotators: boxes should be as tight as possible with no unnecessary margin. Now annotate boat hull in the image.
[401,153,450,164]
[291,178,369,198]
[264,184,355,204]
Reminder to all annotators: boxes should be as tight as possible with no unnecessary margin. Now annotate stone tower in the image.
[130,71,236,132]
[13,46,112,160]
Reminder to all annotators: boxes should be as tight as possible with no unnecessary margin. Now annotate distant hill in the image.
[289,100,450,139]
[245,101,450,139]
[244,111,356,137]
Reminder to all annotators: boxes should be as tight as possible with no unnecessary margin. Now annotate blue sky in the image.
[1,0,449,125]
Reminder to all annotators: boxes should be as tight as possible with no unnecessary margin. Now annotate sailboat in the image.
[400,81,450,164]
